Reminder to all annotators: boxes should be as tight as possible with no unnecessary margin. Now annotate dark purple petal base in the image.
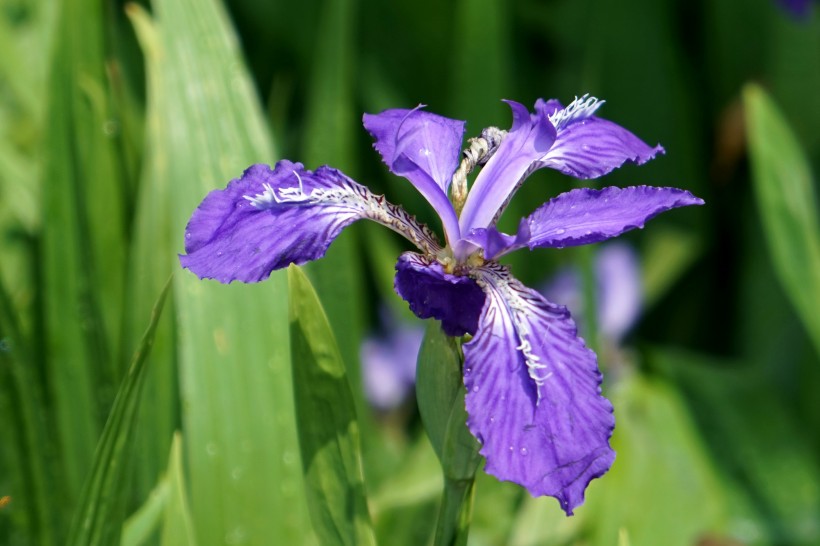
[393,252,485,337]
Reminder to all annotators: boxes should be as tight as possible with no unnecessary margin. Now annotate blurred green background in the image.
[0,0,819,544]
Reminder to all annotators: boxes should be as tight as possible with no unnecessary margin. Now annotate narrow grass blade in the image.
[128,0,312,541]
[288,265,376,546]
[124,6,179,507]
[743,83,820,356]
[67,279,172,546]
[160,433,197,546]
[0,274,57,545]
[41,0,129,508]
[121,477,169,546]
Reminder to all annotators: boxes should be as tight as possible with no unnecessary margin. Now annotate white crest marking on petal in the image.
[548,94,605,131]
[473,263,558,403]
[244,167,444,256]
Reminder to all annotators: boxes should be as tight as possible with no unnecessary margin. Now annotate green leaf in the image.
[584,373,728,546]
[41,0,128,508]
[120,432,198,546]
[415,323,481,546]
[743,83,820,357]
[160,434,197,546]
[123,3,179,508]
[641,226,703,309]
[121,475,169,546]
[128,0,312,542]
[415,323,462,464]
[67,279,172,546]
[301,0,367,413]
[653,348,820,544]
[0,272,57,545]
[288,265,376,546]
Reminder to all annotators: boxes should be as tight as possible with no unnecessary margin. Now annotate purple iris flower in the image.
[180,95,703,514]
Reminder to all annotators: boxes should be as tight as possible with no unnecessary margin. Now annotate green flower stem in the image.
[578,245,601,356]
[415,323,482,546]
[435,474,477,546]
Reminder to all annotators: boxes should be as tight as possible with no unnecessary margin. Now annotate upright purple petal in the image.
[458,100,557,236]
[393,252,485,337]
[463,264,615,515]
[535,96,664,179]
[364,108,464,242]
[180,161,441,283]
[497,186,704,254]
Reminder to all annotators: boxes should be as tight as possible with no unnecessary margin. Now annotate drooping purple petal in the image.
[180,161,441,283]
[476,186,703,257]
[457,100,557,237]
[363,108,464,242]
[463,263,615,515]
[534,96,665,179]
[393,252,485,337]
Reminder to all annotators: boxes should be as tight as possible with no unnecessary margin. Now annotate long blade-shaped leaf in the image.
[129,0,312,542]
[67,279,172,546]
[288,265,376,546]
[301,0,367,411]
[0,273,56,545]
[124,4,179,507]
[41,0,127,507]
[744,83,820,357]
[160,433,197,546]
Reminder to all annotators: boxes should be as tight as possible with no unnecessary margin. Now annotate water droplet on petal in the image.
[509,445,514,452]
[555,228,566,235]
[472,385,479,393]
[520,447,528,456]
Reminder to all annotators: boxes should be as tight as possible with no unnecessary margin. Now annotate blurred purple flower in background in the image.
[360,316,423,411]
[777,0,814,18]
[179,95,703,514]
[543,242,642,345]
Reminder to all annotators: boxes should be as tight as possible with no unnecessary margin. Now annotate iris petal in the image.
[180,161,440,283]
[524,185,704,249]
[458,100,556,235]
[467,185,703,259]
[535,98,664,179]
[363,108,464,242]
[463,264,615,515]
